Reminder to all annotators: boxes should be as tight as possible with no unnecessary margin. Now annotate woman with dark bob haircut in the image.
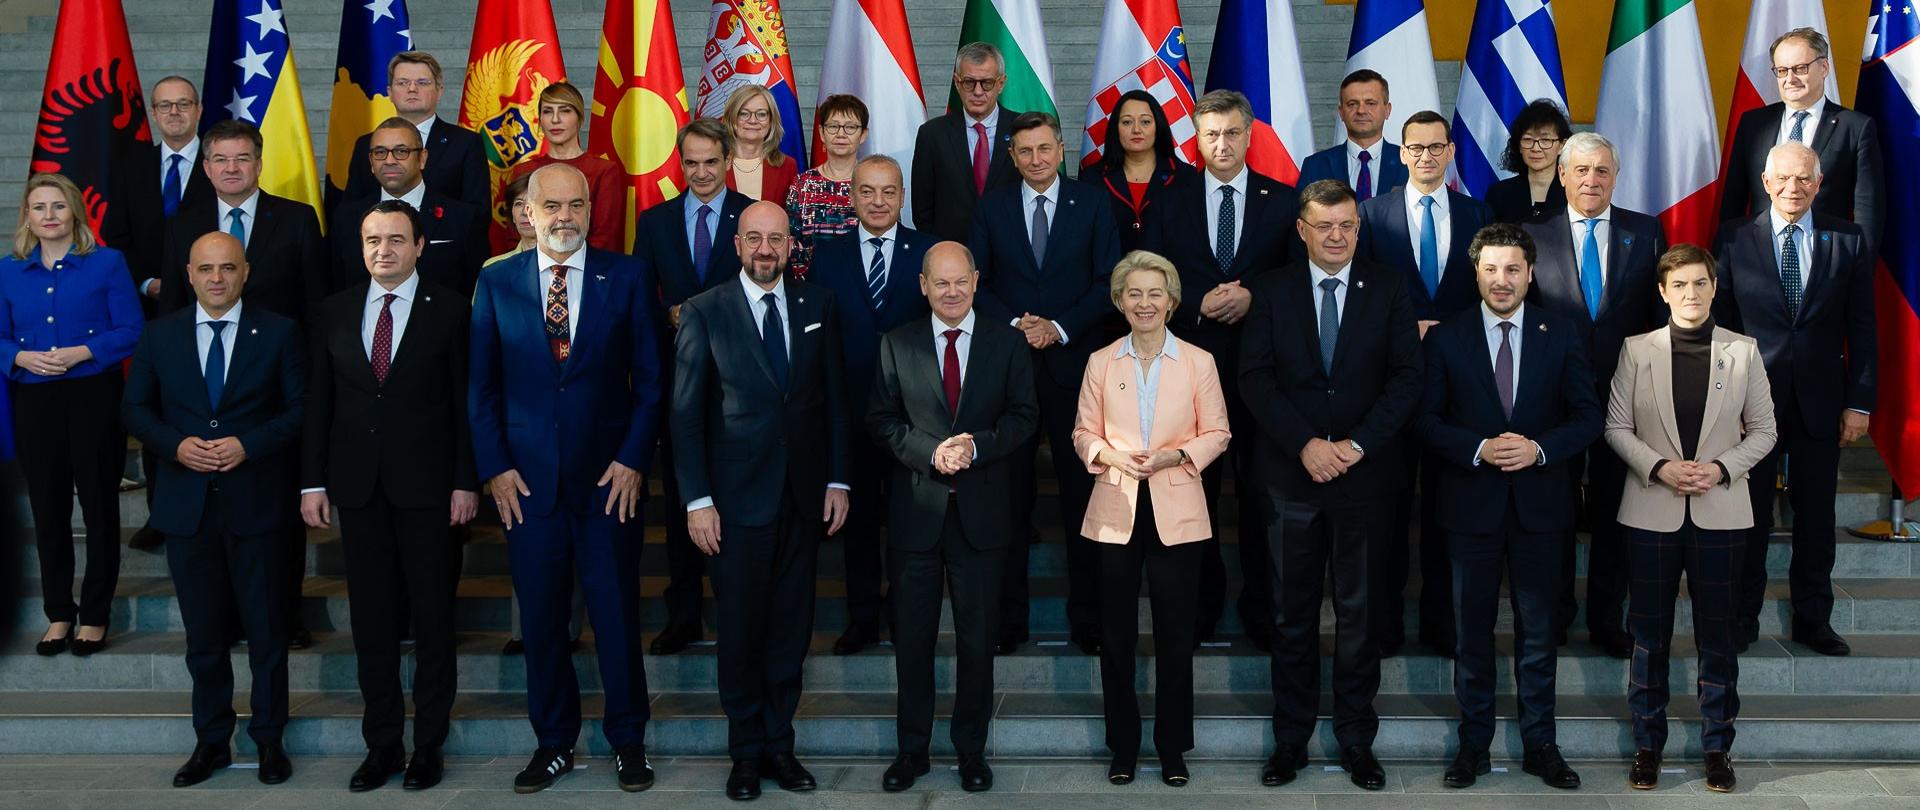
[1487,99,1573,224]
[1078,89,1198,252]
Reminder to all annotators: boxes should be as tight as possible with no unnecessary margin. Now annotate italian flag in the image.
[951,0,1057,118]
[1594,0,1719,247]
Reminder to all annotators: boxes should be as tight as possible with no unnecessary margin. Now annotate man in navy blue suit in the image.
[468,164,665,794]
[1296,70,1408,202]
[967,110,1122,655]
[1416,223,1600,790]
[1356,109,1495,657]
[807,154,932,655]
[123,232,306,788]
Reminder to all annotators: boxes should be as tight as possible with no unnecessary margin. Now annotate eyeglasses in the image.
[152,100,197,113]
[1771,58,1828,79]
[821,123,864,135]
[391,78,438,90]
[737,109,772,122]
[367,146,418,161]
[1304,221,1358,235]
[740,233,788,248]
[956,78,1000,92]
[1404,142,1451,157]
[1520,137,1561,151]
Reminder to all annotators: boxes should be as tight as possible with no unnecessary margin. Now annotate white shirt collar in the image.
[217,189,261,223]
[1482,301,1525,332]
[1020,176,1061,209]
[860,223,900,243]
[367,270,420,304]
[380,180,427,210]
[1566,204,1613,225]
[1345,139,1382,162]
[536,246,584,272]
[1770,206,1812,237]
[161,138,199,165]
[1204,166,1249,199]
[413,116,436,142]
[1405,182,1447,213]
[932,308,977,336]
[739,270,785,304]
[1784,95,1827,120]
[967,107,1000,129]
[195,300,243,325]
[1116,332,1182,360]
[1311,262,1353,285]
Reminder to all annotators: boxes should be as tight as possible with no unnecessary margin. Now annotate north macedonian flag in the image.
[201,0,324,227]
[590,0,693,251]
[30,0,151,243]
[459,0,567,249]
[324,0,415,209]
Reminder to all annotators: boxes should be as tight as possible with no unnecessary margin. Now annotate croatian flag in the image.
[1083,0,1198,168]
[1342,0,1441,144]
[1449,0,1566,198]
[1205,0,1312,184]
[1859,0,1920,495]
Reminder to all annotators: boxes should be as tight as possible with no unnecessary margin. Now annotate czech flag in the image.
[1859,1,1920,495]
[1205,0,1313,184]
[201,0,324,227]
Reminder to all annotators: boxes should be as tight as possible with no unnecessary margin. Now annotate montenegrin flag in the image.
[1083,0,1198,169]
[1342,0,1441,144]
[952,0,1058,119]
[1859,0,1920,494]
[813,0,925,220]
[29,0,150,243]
[324,0,414,209]
[1721,0,1837,182]
[696,0,807,163]
[1206,0,1313,184]
[201,0,323,226]
[590,0,693,250]
[459,0,566,249]
[1594,0,1719,248]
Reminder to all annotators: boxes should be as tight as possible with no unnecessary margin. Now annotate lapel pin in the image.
[1356,280,1365,289]
[424,295,432,302]
[1259,188,1269,196]
[1538,323,1547,331]
[798,296,806,304]
[249,328,258,335]
[1717,358,1726,370]
[1716,382,1724,389]
[1821,233,1831,242]
[1624,236,1633,246]
[595,274,606,281]
[1118,382,1126,390]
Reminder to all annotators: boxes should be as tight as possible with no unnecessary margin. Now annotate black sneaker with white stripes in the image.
[513,746,574,794]
[615,746,654,792]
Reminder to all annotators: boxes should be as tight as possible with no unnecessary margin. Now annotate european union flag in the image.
[326,0,415,205]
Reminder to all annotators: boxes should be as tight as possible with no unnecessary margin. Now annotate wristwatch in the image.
[1177,449,1191,465]
[1348,439,1365,457]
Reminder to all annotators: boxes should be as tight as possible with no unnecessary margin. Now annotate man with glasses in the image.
[330,117,488,297]
[341,52,490,211]
[911,42,1020,242]
[1721,27,1884,249]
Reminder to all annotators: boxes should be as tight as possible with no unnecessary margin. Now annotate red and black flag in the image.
[30,0,149,242]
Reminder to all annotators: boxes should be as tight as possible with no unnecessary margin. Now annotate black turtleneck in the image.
[1671,317,1714,460]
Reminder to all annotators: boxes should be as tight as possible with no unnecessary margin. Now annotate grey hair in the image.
[954,42,1005,76]
[1764,140,1824,181]
[854,154,903,183]
[1770,27,1830,61]
[1557,131,1619,170]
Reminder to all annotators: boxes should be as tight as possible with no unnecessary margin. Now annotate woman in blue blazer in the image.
[0,173,143,656]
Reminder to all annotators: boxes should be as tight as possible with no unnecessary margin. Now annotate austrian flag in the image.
[1082,0,1198,168]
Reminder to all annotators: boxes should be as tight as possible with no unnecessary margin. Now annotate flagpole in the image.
[1849,485,1920,543]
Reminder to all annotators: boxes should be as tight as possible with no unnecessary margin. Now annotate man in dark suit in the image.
[330,117,488,297]
[967,110,1122,655]
[1241,179,1421,791]
[300,201,476,792]
[808,154,934,655]
[1355,110,1494,656]
[1140,89,1297,647]
[1417,223,1601,790]
[1521,131,1667,657]
[469,164,664,793]
[1296,70,1408,202]
[673,201,852,800]
[1720,28,1883,249]
[911,42,1019,242]
[1713,141,1875,658]
[868,241,1038,793]
[338,52,490,212]
[632,118,751,655]
[122,232,306,788]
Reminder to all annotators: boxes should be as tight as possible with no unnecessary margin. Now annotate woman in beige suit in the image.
[1606,244,1777,794]
[1073,251,1231,788]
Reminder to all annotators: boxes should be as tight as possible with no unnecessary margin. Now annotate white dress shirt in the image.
[1119,333,1180,446]
[964,107,1000,161]
[1769,207,1815,277]
[535,248,585,340]
[1566,204,1614,293]
[932,310,978,468]
[159,138,199,194]
[216,190,261,250]
[1345,139,1385,197]
[380,180,428,210]
[1776,97,1826,147]
[1404,184,1452,275]
[859,223,900,287]
[360,271,419,358]
[195,300,242,375]
[740,270,791,356]
[1471,302,1546,467]
[1203,166,1249,256]
[1308,262,1353,326]
[413,116,436,144]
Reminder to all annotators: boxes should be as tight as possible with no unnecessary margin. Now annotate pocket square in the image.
[804,322,823,333]
[429,239,453,244]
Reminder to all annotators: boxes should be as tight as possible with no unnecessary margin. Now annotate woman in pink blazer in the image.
[1072,250,1231,788]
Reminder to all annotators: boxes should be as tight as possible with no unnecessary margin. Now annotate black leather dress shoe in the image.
[1792,624,1852,656]
[958,753,993,791]
[615,746,654,791]
[288,626,313,651]
[1108,752,1137,785]
[1628,749,1660,790]
[256,742,292,784]
[1158,753,1188,787]
[129,524,165,552]
[1595,630,1634,660]
[1443,747,1490,788]
[1245,624,1273,653]
[882,753,929,791]
[173,743,231,787]
[1340,745,1386,791]
[1522,743,1581,789]
[1261,746,1306,787]
[994,629,1027,655]
[349,745,406,791]
[501,638,524,655]
[1420,631,1457,660]
[833,622,880,656]
[1704,752,1736,793]
[513,746,573,794]
[1070,626,1103,656]
[764,752,815,791]
[726,759,761,800]
[1739,617,1760,644]
[403,747,443,790]
[650,624,701,656]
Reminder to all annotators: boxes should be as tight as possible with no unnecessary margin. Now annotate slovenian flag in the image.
[1205,0,1313,184]
[1448,0,1566,198]
[696,0,807,163]
[1860,0,1920,495]
[1341,0,1441,144]
[201,0,323,226]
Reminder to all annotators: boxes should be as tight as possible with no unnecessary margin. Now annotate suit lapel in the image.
[1648,327,1686,455]
[176,314,216,414]
[1330,268,1371,374]
[725,283,779,390]
[1599,218,1639,320]
[245,199,280,262]
[1514,315,1551,424]
[880,237,922,319]
[1698,329,1735,447]
[784,287,819,400]
[519,257,564,378]
[222,309,265,409]
[1147,347,1186,450]
[1809,105,1843,157]
[342,283,380,386]
[1465,317,1502,419]
[1800,226,1833,322]
[947,115,979,202]
[913,319,957,424]
[1745,214,1792,320]
[565,262,608,379]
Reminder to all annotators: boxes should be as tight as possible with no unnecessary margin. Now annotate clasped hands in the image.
[1199,281,1252,325]
[176,436,247,473]
[1014,313,1061,349]
[1477,432,1540,473]
[1096,446,1184,480]
[14,346,90,377]
[1299,437,1361,484]
[1656,460,1723,496]
[933,433,976,475]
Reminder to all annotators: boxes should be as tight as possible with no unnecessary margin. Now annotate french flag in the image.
[1205,0,1313,184]
[1342,0,1440,143]
[1859,1,1920,495]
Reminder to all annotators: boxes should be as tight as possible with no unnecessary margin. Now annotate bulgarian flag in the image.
[1720,0,1836,183]
[950,0,1057,118]
[1594,0,1719,247]
[458,0,566,250]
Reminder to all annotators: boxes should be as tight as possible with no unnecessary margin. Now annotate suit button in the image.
[375,394,383,400]
[559,386,566,392]
[209,419,219,428]
[45,316,53,323]
[45,287,52,294]
[1130,222,1141,231]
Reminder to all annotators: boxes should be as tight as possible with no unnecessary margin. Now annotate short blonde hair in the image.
[13,173,97,260]
[1108,250,1181,310]
[723,85,788,167]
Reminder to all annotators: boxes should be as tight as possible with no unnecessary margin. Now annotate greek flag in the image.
[1448,0,1566,198]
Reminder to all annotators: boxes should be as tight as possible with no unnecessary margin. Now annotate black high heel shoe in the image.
[35,626,71,656]
[1159,753,1189,786]
[1108,753,1136,785]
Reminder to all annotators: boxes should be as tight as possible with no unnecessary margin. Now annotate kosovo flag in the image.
[324,0,415,211]
[201,0,324,227]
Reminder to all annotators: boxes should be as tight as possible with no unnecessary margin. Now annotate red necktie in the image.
[371,293,395,384]
[971,123,989,194]
[942,329,963,414]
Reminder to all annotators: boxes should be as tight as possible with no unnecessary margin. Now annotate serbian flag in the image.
[202,0,324,226]
[812,0,924,219]
[1720,0,1836,183]
[589,0,692,250]
[696,0,806,163]
[458,0,567,250]
[1083,0,1198,169]
[323,0,414,211]
[29,0,149,244]
[1860,1,1920,494]
[1205,0,1313,184]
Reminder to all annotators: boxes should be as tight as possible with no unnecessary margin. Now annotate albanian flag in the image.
[30,0,150,244]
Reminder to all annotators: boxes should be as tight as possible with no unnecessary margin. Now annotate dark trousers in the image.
[1385,448,1447,645]
[1197,386,1267,636]
[1559,443,1631,637]
[892,496,1003,757]
[339,489,461,750]
[657,438,705,633]
[165,488,288,747]
[507,500,650,750]
[1450,502,1563,752]
[1007,372,1098,636]
[841,439,892,629]
[1629,521,1743,753]
[1740,400,1841,628]
[12,373,121,626]
[709,489,818,762]
[280,441,306,635]
[1267,488,1382,749]
[1098,486,1201,757]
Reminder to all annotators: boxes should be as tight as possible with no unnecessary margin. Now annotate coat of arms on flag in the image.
[696,0,806,160]
[1083,0,1198,168]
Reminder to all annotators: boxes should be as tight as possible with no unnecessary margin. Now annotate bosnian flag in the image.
[1594,0,1719,247]
[1449,0,1566,198]
[1205,0,1312,184]
[1721,0,1837,180]
[696,0,806,162]
[1859,0,1920,495]
[813,0,925,222]
[1082,0,1198,168]
[1342,0,1441,143]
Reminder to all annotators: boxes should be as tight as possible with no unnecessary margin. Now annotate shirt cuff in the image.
[141,278,161,297]
[1848,408,1872,416]
[828,483,850,491]
[686,496,714,512]
[1054,323,1070,344]
[1534,441,1546,466]
[1471,439,1486,467]
[299,487,325,495]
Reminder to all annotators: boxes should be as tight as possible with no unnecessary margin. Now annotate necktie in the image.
[693,204,713,282]
[226,208,247,248]
[1788,110,1810,143]
[162,154,184,218]
[1781,223,1804,321]
[1318,277,1340,375]
[972,122,990,194]
[761,292,789,390]
[942,328,963,415]
[205,321,228,409]
[1417,195,1440,298]
[866,237,888,312]
[1355,150,1374,203]
[545,266,571,362]
[1030,195,1049,265]
[1495,321,1516,419]
[371,293,396,384]
[1215,186,1236,273]
[1580,218,1604,320]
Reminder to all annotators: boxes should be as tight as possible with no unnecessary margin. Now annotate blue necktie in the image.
[1580,218,1604,320]
[1355,150,1373,203]
[761,292,789,390]
[1215,186,1236,272]
[1788,110,1810,143]
[1318,277,1340,375]
[1417,195,1440,298]
[866,237,888,313]
[162,154,184,217]
[226,208,246,248]
[204,321,228,410]
[1780,223,1804,321]
[693,204,712,282]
